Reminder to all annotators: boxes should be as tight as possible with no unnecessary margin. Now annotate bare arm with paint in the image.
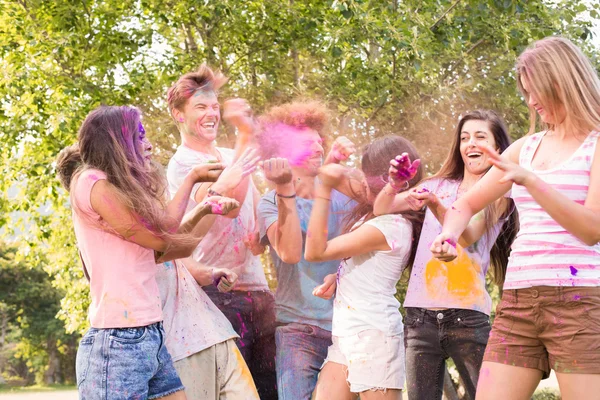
[410,188,509,248]
[264,158,303,264]
[481,138,600,245]
[317,163,366,201]
[162,163,224,231]
[431,140,522,260]
[193,147,260,220]
[304,174,389,262]
[223,98,256,160]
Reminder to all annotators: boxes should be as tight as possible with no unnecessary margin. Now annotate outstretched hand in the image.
[478,144,534,186]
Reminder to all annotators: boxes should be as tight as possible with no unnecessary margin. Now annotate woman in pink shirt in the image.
[432,37,600,399]
[58,105,243,400]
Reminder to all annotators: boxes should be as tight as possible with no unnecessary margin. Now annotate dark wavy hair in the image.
[430,109,518,287]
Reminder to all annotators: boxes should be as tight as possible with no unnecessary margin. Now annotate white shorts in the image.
[322,329,405,393]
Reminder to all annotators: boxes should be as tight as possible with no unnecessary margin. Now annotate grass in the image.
[0,384,76,393]
[532,388,561,400]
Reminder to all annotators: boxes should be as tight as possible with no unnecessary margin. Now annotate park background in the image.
[1,0,600,398]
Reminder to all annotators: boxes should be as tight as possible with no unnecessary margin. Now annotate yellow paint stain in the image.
[232,344,259,396]
[424,245,484,306]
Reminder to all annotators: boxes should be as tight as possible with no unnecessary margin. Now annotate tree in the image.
[0,243,77,385]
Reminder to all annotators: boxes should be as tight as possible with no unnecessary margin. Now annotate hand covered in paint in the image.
[326,136,356,163]
[189,162,225,183]
[388,153,421,190]
[262,158,293,185]
[201,196,240,215]
[312,273,337,300]
[243,231,266,256]
[211,268,238,293]
[318,163,348,189]
[430,232,458,262]
[222,98,255,134]
[213,147,260,192]
[406,187,438,210]
[478,144,535,186]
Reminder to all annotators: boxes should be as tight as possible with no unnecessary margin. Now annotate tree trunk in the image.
[44,338,61,385]
[0,310,7,348]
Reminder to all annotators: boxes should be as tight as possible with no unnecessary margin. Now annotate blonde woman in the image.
[431,37,600,399]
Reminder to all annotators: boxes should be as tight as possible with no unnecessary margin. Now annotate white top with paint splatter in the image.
[505,131,600,289]
[167,145,269,291]
[404,178,504,315]
[157,260,238,363]
[332,214,412,337]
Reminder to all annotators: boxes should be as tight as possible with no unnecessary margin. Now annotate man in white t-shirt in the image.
[165,64,277,400]
[157,260,260,400]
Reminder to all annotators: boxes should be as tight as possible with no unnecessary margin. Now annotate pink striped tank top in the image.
[505,130,600,289]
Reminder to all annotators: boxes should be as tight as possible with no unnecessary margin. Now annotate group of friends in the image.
[56,36,600,400]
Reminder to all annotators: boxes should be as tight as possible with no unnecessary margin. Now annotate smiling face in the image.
[459,119,497,176]
[175,90,220,144]
[520,75,566,126]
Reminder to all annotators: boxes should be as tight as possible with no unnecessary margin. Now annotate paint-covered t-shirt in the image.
[71,169,162,329]
[404,178,504,315]
[257,190,353,331]
[333,214,413,337]
[167,145,269,291]
[156,260,238,363]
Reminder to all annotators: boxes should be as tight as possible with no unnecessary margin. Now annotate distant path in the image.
[0,390,77,399]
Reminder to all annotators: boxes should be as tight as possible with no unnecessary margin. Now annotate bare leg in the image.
[556,372,600,400]
[475,361,541,400]
[361,388,403,400]
[312,361,357,400]
[161,390,187,400]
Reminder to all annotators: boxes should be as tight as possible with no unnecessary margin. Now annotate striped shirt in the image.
[505,131,600,289]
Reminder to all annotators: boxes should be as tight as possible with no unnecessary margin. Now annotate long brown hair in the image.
[344,136,425,266]
[431,109,517,286]
[69,105,175,237]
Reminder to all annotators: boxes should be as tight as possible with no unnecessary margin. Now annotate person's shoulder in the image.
[258,190,277,207]
[331,189,355,210]
[74,168,107,191]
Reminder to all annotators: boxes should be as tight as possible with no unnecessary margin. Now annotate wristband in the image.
[207,187,223,197]
[276,192,296,199]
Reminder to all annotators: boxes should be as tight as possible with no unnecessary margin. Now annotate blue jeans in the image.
[205,287,278,400]
[76,322,184,400]
[275,323,332,400]
[404,308,491,400]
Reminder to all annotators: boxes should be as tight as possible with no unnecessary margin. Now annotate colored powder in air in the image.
[570,266,578,276]
[258,123,316,167]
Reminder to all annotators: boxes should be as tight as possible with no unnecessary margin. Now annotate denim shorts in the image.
[76,322,184,399]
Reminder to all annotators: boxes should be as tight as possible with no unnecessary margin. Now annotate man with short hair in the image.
[165,64,277,400]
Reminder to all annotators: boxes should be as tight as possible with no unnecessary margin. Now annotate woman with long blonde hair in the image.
[431,37,600,399]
